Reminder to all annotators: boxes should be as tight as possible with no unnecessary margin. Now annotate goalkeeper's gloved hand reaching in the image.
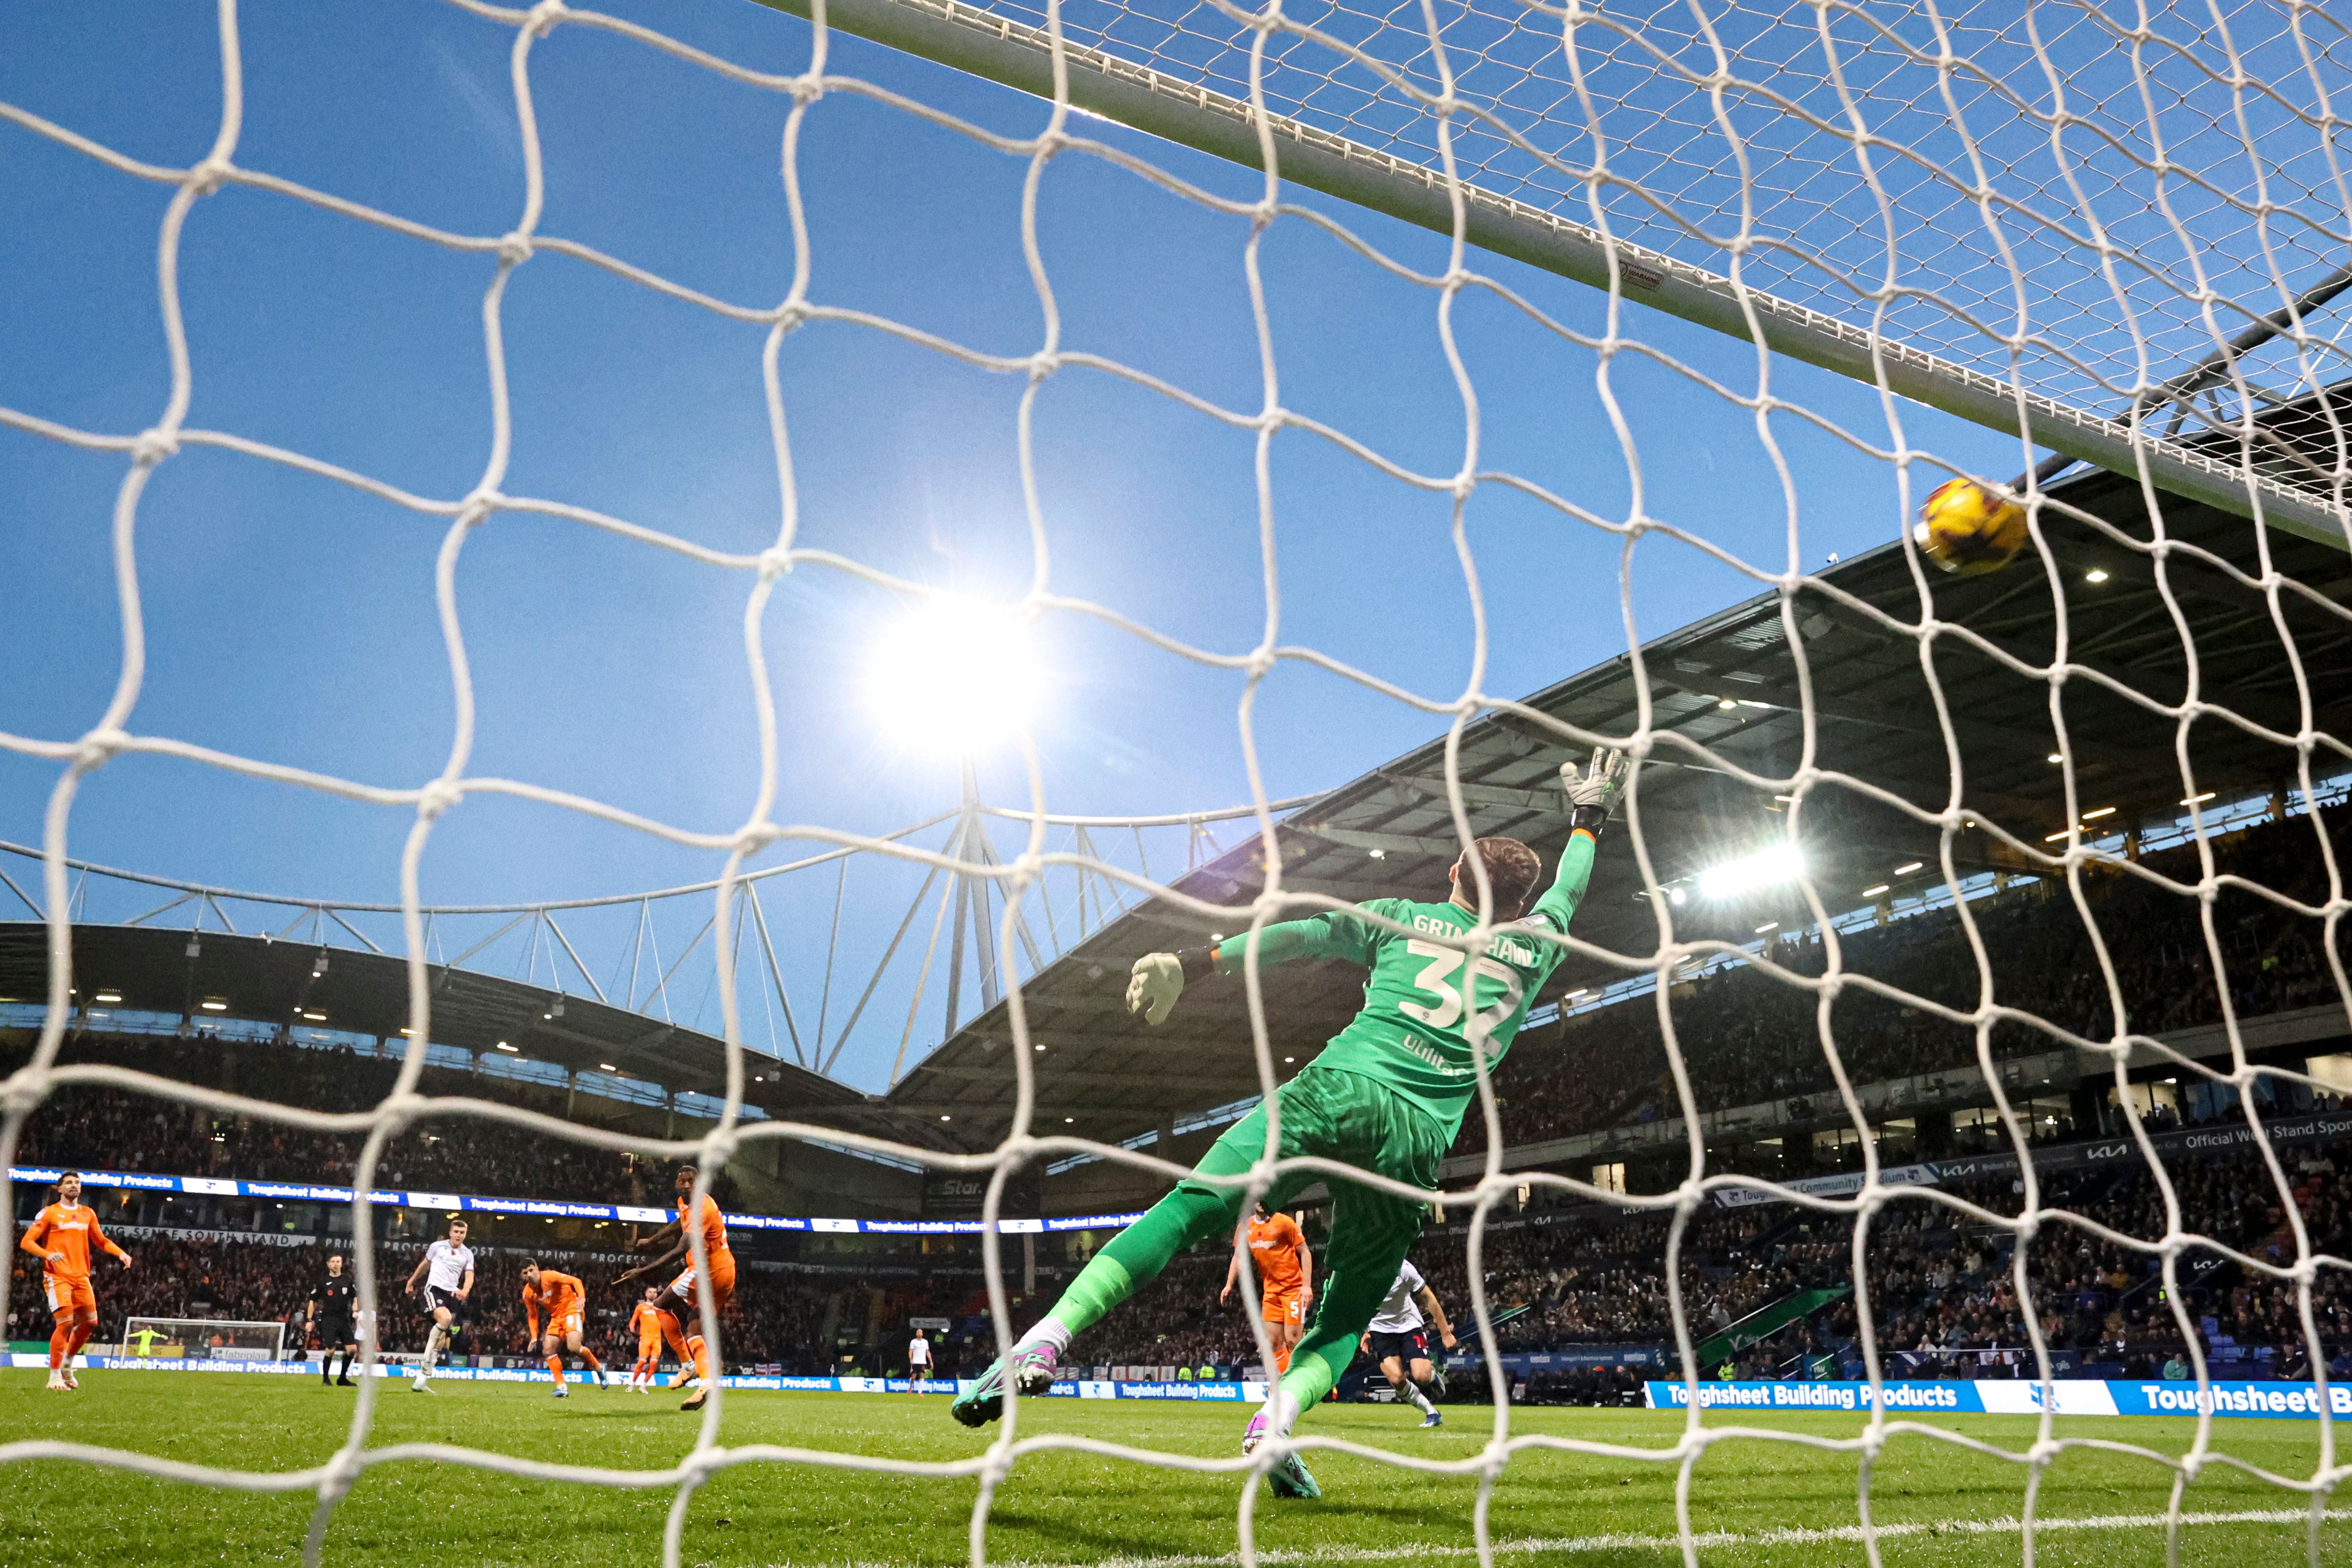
[1126,945,1218,1025]
[1126,952,1186,1026]
[1560,746,1630,835]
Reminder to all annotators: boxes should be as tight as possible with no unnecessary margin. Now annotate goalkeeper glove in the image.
[1127,953,1184,1025]
[1560,747,1630,836]
[1125,946,1219,1025]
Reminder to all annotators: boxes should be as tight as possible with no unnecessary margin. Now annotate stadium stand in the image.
[1,1034,714,1208]
[1463,800,2350,1156]
[10,797,2348,1395]
[20,1121,2347,1395]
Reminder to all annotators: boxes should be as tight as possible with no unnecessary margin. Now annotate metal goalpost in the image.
[756,0,2351,546]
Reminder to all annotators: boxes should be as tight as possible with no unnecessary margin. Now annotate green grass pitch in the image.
[0,1371,2343,1566]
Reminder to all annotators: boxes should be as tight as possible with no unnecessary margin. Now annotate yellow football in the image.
[1914,476,2027,576]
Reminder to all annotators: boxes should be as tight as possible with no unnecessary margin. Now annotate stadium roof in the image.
[893,461,2352,1157]
[0,922,896,1139]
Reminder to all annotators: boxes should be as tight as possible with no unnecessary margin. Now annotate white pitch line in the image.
[790,1507,2349,1568]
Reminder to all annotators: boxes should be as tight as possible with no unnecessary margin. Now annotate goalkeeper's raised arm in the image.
[1125,745,1629,1038]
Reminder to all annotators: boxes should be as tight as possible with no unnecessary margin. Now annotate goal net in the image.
[2,0,2350,1566]
[119,1318,287,1365]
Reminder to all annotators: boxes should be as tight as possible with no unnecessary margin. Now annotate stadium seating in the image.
[1462,803,2349,1156]
[7,808,2346,1392]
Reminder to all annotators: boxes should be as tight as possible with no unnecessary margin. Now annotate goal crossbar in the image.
[756,0,2351,549]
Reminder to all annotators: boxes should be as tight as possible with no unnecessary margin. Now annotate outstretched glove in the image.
[1560,747,1631,835]
[1127,952,1186,1025]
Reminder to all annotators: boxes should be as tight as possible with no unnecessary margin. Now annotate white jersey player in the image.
[908,1329,934,1394]
[399,1216,476,1392]
[1359,1260,1456,1429]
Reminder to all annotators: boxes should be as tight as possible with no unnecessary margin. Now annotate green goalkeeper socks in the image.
[1275,1335,1350,1413]
[1021,1175,1237,1347]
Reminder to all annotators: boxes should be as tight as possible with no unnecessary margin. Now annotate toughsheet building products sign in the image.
[1647,1379,2352,1420]
[6,1164,1144,1236]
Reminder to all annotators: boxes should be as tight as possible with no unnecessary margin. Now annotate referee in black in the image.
[308,1253,361,1386]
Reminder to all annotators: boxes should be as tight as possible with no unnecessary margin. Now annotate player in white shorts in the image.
[399,1216,476,1392]
[907,1328,934,1394]
[1359,1260,1456,1429]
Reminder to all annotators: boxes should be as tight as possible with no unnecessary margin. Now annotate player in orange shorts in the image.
[623,1286,668,1392]
[1221,1199,1312,1374]
[520,1260,606,1397]
[19,1171,133,1392]
[617,1164,736,1411]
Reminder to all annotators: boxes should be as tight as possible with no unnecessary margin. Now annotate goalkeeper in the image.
[953,750,1629,1498]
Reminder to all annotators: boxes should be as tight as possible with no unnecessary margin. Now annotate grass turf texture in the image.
[0,1372,2344,1566]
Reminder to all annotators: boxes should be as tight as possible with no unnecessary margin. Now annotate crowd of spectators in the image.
[13,1128,2352,1387]
[10,811,2340,1220]
[7,807,2349,1391]
[1,1034,692,1208]
[1462,803,2350,1156]
[1043,1118,2352,1380]
[1430,1141,2352,1382]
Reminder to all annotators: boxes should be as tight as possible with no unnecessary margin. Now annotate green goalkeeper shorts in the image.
[1194,1063,1449,1208]
[1185,1065,1448,1358]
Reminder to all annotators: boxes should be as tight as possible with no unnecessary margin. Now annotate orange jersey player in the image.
[624,1287,667,1393]
[1221,1200,1312,1373]
[616,1164,736,1412]
[19,1171,133,1392]
[520,1260,604,1397]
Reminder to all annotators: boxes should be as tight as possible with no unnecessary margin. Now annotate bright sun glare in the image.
[866,598,1045,751]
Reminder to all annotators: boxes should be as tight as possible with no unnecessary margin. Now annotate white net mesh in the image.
[0,1,2350,1566]
[971,0,2352,428]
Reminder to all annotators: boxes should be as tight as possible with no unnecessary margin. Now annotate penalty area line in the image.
[794,1507,2349,1568]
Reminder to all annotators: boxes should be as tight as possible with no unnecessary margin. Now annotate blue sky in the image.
[0,0,2020,1089]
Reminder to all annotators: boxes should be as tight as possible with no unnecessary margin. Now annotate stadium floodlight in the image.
[1696,843,1805,901]
[2083,806,2118,820]
[93,990,122,1004]
[867,596,1042,751]
[198,998,226,1012]
[1893,862,1925,875]
[1861,884,1890,897]
[2086,568,2111,584]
